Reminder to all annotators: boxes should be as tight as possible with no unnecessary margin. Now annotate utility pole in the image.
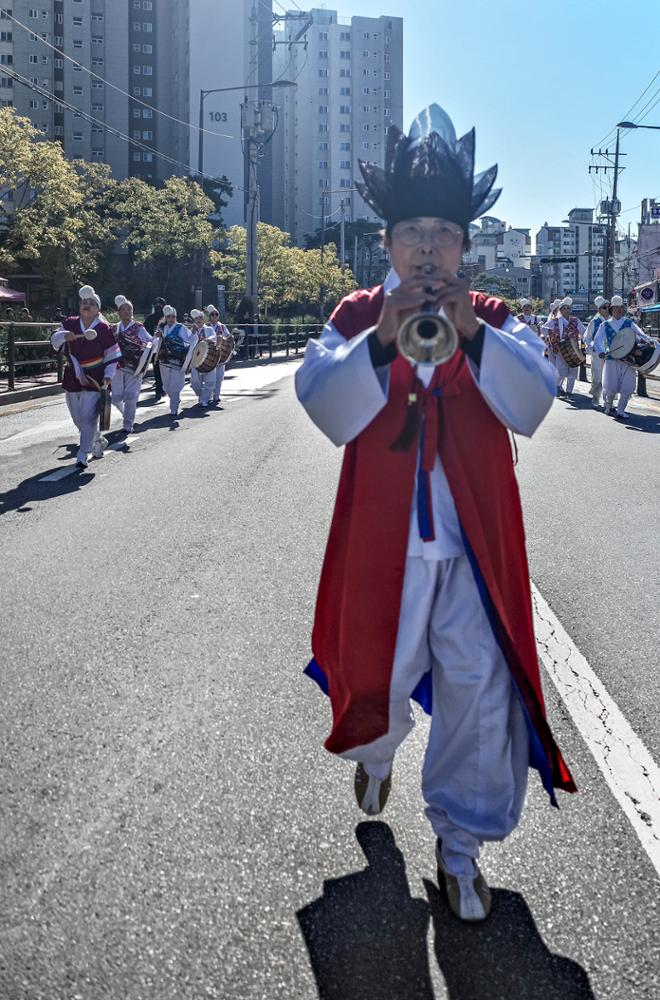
[319,197,326,322]
[607,128,622,300]
[589,132,626,299]
[340,199,346,268]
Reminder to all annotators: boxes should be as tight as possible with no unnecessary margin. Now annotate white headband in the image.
[190,309,204,320]
[163,305,176,317]
[610,295,624,307]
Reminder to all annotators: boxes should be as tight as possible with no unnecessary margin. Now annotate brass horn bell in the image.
[398,309,459,367]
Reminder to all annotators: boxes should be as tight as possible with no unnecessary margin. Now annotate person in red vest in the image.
[295,104,576,923]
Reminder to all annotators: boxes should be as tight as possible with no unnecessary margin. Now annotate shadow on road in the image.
[0,460,94,516]
[622,411,660,433]
[425,879,595,1000]
[297,822,433,999]
[297,822,594,1000]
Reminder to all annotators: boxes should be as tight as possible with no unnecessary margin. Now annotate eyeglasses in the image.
[391,220,464,248]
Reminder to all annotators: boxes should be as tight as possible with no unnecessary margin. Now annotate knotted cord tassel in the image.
[390,390,421,452]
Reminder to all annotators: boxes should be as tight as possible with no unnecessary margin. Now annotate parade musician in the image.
[296,104,575,924]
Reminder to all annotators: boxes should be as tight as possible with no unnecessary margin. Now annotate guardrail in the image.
[0,321,61,390]
[231,323,324,360]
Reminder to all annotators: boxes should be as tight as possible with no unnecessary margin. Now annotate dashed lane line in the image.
[533,583,660,878]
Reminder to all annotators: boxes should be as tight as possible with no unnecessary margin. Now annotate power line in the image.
[0,6,237,141]
[593,68,660,146]
[636,89,660,124]
[2,66,238,186]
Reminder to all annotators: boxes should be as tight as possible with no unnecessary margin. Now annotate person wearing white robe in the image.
[50,285,120,468]
[594,295,648,419]
[156,306,197,417]
[189,309,216,407]
[296,260,556,918]
[206,305,231,407]
[517,298,540,335]
[583,296,610,408]
[111,295,153,434]
[541,297,585,396]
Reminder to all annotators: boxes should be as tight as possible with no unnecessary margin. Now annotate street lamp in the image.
[197,79,295,178]
[617,121,660,131]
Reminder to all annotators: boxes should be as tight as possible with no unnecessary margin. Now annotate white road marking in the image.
[38,467,81,483]
[533,583,660,877]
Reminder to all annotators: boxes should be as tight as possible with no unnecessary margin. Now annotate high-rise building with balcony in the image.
[271,8,403,244]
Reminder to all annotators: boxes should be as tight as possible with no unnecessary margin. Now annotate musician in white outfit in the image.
[583,295,610,408]
[111,295,153,435]
[206,305,231,407]
[156,306,197,418]
[594,295,648,420]
[541,297,585,396]
[189,309,216,407]
[516,298,540,335]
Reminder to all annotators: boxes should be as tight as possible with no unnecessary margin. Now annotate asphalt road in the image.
[1,364,659,1000]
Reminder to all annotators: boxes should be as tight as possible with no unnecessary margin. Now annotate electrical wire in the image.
[0,6,237,140]
[2,66,237,185]
[636,89,660,124]
[593,69,660,146]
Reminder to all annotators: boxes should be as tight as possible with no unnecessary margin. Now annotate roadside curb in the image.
[0,383,63,408]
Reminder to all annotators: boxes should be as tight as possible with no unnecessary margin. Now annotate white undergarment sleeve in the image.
[295,324,389,445]
[465,315,556,436]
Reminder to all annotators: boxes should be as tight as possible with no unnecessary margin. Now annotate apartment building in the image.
[536,208,606,311]
[271,8,403,244]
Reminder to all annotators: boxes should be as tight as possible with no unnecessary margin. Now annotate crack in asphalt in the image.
[533,592,660,845]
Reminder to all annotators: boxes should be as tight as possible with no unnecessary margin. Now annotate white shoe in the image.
[354,762,392,816]
[91,437,107,459]
[436,844,491,923]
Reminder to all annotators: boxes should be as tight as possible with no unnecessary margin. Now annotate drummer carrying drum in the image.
[541,297,585,399]
[111,295,154,436]
[593,294,658,421]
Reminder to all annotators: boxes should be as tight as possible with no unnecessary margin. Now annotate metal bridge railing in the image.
[0,322,61,391]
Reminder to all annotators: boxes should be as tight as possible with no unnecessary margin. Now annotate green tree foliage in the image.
[112,176,216,295]
[471,272,518,299]
[212,223,356,316]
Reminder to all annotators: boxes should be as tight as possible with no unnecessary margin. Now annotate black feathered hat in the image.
[356,104,501,233]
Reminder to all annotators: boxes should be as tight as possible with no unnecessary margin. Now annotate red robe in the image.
[305,286,576,805]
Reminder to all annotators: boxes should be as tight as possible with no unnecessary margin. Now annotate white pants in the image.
[160,364,186,414]
[111,368,142,430]
[212,363,225,402]
[190,367,214,405]
[554,354,579,393]
[341,554,529,874]
[603,359,636,415]
[588,353,604,403]
[65,390,101,463]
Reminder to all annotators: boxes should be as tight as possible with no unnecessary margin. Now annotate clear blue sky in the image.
[331,0,660,245]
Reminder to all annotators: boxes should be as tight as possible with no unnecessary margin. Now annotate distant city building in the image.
[188,0,274,227]
[464,217,532,274]
[271,7,403,244]
[536,208,606,312]
[636,199,660,285]
[0,1,187,185]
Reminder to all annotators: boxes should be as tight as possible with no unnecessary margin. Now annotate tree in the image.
[0,109,86,284]
[202,175,233,226]
[471,272,518,299]
[211,223,356,317]
[112,176,217,299]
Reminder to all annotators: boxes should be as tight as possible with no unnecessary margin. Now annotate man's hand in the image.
[375,274,447,348]
[64,331,77,343]
[432,270,481,339]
